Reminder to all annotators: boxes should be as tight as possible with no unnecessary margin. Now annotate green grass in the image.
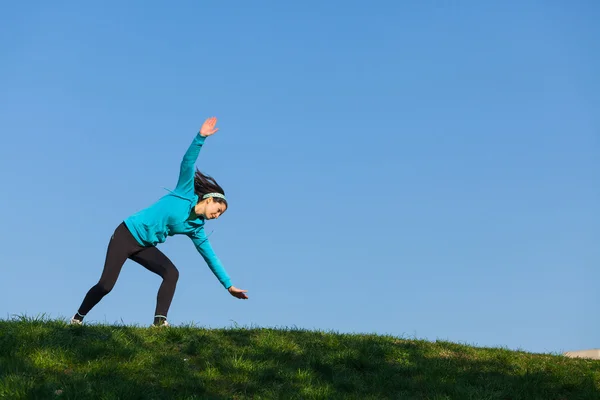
[1,315,598,399]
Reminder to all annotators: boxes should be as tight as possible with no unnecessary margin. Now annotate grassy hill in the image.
[1,316,598,399]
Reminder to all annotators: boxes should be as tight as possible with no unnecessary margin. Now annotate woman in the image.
[71,117,248,327]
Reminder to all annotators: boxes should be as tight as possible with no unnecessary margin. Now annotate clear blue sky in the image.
[1,1,598,356]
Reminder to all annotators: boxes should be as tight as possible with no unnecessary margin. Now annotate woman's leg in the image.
[129,246,180,325]
[74,222,143,321]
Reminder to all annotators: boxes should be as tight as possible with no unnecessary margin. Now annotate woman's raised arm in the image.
[174,117,219,195]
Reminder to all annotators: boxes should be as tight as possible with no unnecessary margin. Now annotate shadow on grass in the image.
[0,319,598,400]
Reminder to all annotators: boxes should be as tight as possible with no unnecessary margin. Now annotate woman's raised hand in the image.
[200,117,219,137]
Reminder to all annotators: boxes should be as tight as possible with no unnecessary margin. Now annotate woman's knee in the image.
[166,266,179,283]
[94,281,114,296]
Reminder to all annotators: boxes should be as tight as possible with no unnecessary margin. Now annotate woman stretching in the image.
[71,117,248,327]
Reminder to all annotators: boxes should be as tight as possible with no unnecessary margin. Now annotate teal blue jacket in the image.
[124,133,232,289]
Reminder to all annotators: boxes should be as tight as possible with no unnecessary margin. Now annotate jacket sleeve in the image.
[175,133,206,195]
[188,228,233,289]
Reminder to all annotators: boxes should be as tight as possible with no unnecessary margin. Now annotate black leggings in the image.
[77,222,179,319]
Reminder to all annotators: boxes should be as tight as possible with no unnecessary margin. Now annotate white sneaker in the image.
[70,317,83,325]
[152,319,170,328]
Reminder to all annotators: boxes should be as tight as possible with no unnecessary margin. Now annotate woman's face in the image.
[200,198,227,220]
